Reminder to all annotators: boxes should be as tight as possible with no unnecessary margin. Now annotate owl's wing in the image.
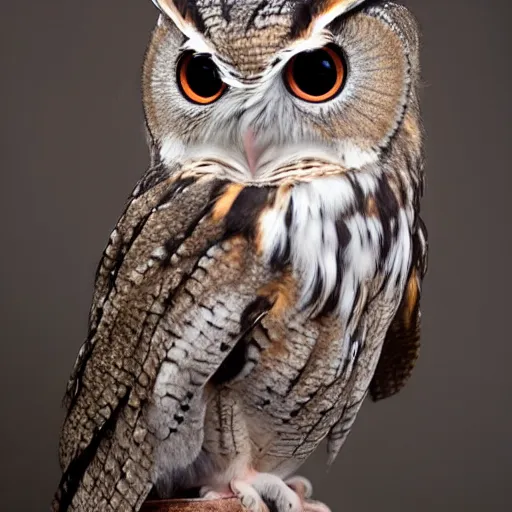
[326,216,428,463]
[62,165,192,410]
[53,173,274,512]
[369,216,428,401]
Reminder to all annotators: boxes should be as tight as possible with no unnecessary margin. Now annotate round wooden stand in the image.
[141,498,244,512]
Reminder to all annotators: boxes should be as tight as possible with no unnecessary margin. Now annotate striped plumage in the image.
[53,1,428,511]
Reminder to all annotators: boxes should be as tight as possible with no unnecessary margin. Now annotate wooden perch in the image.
[141,498,244,512]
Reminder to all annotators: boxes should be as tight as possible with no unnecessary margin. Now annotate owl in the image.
[53,1,428,511]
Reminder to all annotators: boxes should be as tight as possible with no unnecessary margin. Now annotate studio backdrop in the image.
[0,1,510,511]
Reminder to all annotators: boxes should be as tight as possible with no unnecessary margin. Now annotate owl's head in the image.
[143,0,421,183]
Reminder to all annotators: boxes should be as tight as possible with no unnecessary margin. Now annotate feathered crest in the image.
[151,0,213,53]
[292,0,368,36]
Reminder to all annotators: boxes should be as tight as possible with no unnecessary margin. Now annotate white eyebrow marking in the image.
[153,0,215,54]
[309,0,367,35]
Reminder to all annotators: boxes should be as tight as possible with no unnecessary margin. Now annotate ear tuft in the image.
[151,0,210,47]
[291,1,314,37]
[152,0,187,17]
[292,0,368,37]
[174,0,188,17]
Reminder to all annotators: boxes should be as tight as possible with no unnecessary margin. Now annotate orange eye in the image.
[285,46,346,103]
[177,52,227,105]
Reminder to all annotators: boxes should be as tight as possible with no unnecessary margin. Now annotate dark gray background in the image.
[1,0,510,510]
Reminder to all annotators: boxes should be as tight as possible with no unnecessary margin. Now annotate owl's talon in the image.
[286,476,331,512]
[245,473,302,512]
[230,480,269,512]
[303,500,332,512]
[285,476,313,500]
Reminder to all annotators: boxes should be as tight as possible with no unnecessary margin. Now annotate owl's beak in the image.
[242,129,265,177]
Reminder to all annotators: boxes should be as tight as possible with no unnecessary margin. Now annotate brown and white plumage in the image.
[53,1,428,511]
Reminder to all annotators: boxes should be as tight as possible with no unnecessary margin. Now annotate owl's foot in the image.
[285,477,331,512]
[229,473,331,512]
[231,473,301,512]
[285,476,313,500]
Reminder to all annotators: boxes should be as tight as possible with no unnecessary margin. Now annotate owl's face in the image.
[144,0,420,183]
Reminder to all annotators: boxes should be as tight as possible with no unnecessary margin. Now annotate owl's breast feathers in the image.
[56,164,426,510]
